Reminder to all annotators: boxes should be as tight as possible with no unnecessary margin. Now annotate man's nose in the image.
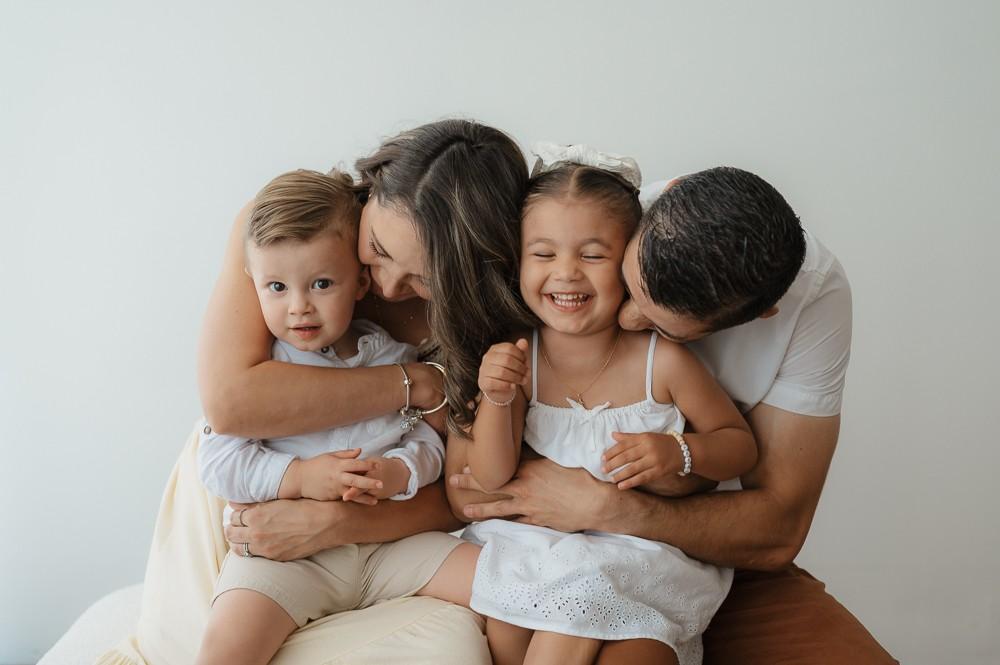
[618,299,652,331]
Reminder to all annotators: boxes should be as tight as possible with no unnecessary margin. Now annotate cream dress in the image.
[462,331,732,665]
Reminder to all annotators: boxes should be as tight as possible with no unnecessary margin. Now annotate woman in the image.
[98,119,532,665]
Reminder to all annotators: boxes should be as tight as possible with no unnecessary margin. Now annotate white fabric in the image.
[198,319,445,529]
[37,584,142,665]
[531,141,642,188]
[639,180,853,418]
[463,331,732,664]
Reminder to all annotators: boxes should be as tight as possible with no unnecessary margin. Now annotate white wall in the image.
[2,1,997,663]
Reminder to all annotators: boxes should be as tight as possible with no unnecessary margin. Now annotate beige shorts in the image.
[214,530,462,627]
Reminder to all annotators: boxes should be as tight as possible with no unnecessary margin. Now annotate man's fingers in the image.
[462,498,520,520]
[449,471,486,492]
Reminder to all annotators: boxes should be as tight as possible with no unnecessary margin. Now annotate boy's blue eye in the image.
[268,282,286,293]
[312,279,333,290]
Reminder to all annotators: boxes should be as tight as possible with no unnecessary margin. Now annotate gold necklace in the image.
[539,329,623,409]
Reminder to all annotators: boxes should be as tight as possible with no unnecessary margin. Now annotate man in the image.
[451,167,896,663]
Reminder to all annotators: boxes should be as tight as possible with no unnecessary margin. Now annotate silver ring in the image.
[237,508,247,527]
[241,542,252,558]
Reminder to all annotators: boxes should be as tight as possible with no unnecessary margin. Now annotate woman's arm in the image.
[226,481,463,561]
[197,203,441,438]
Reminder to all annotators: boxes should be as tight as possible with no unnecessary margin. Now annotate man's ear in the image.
[356,266,371,301]
[759,306,779,319]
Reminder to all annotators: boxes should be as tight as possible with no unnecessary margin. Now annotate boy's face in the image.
[246,230,369,352]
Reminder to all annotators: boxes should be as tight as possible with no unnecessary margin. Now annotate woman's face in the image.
[358,198,432,301]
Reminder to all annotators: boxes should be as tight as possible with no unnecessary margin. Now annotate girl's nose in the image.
[553,257,583,281]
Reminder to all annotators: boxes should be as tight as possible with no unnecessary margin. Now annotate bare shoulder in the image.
[649,334,705,404]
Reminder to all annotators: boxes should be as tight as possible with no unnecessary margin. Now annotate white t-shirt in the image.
[639,180,852,418]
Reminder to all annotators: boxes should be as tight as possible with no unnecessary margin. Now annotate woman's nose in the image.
[378,269,408,300]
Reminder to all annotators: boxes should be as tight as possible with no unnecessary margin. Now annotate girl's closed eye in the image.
[267,281,286,293]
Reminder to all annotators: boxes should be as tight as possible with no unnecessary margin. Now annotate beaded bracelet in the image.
[665,430,692,476]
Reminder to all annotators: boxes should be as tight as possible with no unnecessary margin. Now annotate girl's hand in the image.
[299,450,384,501]
[603,431,683,490]
[478,338,530,405]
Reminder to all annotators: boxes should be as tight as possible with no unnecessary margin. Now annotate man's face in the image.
[619,235,713,343]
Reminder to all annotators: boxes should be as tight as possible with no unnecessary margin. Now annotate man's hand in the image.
[451,458,614,533]
[603,431,683,490]
[342,457,410,502]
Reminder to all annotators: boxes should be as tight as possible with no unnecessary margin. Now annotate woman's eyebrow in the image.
[370,227,393,260]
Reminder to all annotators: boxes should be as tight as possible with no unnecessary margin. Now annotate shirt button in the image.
[321,346,330,354]
[203,424,212,435]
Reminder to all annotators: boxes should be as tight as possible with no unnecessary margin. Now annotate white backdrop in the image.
[2,2,998,663]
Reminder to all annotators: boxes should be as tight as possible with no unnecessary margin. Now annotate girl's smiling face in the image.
[519,196,630,336]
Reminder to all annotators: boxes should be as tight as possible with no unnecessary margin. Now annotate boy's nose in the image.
[288,292,313,315]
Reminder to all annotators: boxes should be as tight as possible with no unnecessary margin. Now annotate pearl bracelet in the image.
[666,430,692,476]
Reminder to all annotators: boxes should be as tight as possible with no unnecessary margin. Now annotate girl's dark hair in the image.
[524,163,642,235]
[356,119,533,434]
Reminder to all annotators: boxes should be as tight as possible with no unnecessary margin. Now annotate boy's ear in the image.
[356,266,371,301]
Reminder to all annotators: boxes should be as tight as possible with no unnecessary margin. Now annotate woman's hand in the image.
[225,499,344,561]
[452,458,614,533]
[407,362,448,433]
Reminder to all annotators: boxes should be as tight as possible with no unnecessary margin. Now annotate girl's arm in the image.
[198,203,440,438]
[464,340,530,492]
[604,339,757,487]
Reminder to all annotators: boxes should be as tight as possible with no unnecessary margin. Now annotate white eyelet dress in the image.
[461,330,733,664]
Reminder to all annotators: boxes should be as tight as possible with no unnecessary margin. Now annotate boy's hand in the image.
[478,338,530,405]
[342,457,410,503]
[298,450,384,501]
[602,432,683,490]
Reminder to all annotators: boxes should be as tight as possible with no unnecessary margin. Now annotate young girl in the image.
[459,145,758,665]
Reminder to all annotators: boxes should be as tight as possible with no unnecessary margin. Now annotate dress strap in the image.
[645,331,658,401]
[530,329,540,405]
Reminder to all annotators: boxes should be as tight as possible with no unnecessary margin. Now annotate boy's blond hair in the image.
[247,169,362,247]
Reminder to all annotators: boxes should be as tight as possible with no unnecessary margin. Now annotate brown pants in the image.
[702,565,897,664]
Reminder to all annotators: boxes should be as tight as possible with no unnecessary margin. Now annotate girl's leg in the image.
[487,618,534,665]
[194,589,298,665]
[524,631,603,665]
[415,541,481,607]
[595,638,679,665]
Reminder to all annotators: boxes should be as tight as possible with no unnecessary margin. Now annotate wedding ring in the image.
[241,542,252,558]
[237,508,247,527]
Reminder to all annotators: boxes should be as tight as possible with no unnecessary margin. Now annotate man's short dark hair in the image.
[638,166,806,332]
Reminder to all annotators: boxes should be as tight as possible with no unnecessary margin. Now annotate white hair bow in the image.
[530,141,642,189]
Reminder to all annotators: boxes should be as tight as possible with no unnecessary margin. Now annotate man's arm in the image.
[458,404,839,571]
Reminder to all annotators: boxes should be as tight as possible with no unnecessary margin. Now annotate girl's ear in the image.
[356,266,371,301]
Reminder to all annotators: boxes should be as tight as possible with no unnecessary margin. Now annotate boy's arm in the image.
[380,420,447,500]
[197,427,296,503]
